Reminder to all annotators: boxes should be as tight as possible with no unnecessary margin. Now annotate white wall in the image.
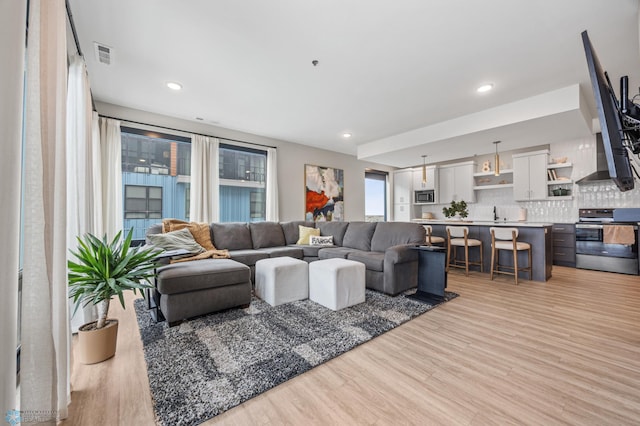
[95,102,394,222]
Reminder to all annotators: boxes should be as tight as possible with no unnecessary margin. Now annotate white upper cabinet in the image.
[438,161,475,204]
[412,166,437,191]
[393,169,413,205]
[513,150,548,201]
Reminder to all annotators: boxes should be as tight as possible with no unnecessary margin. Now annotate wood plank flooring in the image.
[60,267,640,425]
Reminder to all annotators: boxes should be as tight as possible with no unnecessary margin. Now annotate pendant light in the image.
[493,141,501,176]
[422,155,428,183]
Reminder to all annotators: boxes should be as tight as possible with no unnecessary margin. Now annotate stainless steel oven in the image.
[575,209,639,275]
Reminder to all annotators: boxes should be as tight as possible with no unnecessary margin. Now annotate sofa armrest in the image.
[384,244,419,264]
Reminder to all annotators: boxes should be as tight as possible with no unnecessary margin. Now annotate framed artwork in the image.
[304,164,344,221]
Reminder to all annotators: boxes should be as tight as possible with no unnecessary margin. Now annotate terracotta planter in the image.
[77,319,119,364]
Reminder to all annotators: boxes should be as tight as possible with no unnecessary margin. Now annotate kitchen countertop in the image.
[411,219,553,227]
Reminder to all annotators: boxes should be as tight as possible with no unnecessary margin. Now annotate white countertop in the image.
[411,219,554,227]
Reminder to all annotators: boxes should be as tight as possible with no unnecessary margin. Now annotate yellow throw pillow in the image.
[297,225,320,245]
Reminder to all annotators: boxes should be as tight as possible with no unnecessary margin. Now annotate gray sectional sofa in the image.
[147,220,425,325]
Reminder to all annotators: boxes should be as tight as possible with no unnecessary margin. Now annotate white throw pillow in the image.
[309,235,334,246]
[147,227,205,254]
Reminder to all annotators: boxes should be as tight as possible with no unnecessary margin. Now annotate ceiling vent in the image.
[93,42,113,65]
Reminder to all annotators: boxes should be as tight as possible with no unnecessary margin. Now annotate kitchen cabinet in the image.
[438,161,475,204]
[513,150,548,201]
[552,223,576,267]
[412,166,437,191]
[393,169,413,221]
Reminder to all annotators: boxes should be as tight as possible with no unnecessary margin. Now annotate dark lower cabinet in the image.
[552,223,576,267]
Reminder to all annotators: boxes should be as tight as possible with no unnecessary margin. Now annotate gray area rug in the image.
[134,290,458,426]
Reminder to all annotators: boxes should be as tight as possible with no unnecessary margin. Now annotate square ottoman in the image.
[255,257,309,306]
[309,258,366,311]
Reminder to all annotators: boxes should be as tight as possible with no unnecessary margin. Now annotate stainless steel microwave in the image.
[414,189,435,204]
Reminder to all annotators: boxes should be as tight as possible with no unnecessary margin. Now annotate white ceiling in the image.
[69,0,640,168]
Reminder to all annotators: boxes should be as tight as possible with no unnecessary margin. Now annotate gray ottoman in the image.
[309,258,365,310]
[156,258,251,325]
[255,257,309,306]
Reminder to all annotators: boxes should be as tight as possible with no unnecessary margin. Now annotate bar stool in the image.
[446,226,483,276]
[490,227,532,285]
[423,225,445,246]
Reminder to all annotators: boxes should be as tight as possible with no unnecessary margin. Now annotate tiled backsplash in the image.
[417,136,640,223]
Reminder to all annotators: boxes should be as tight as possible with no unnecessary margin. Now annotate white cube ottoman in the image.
[309,258,366,311]
[255,257,309,306]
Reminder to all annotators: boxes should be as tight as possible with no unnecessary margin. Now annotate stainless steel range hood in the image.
[576,133,611,184]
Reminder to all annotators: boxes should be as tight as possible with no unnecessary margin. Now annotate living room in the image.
[3,1,640,425]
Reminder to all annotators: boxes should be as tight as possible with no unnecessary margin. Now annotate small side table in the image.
[408,245,448,304]
[146,249,190,322]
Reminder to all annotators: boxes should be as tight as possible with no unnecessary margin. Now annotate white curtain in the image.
[21,0,70,423]
[0,0,27,419]
[190,135,220,222]
[100,117,123,239]
[66,55,99,332]
[266,147,279,221]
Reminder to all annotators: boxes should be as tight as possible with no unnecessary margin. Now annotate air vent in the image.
[93,42,113,65]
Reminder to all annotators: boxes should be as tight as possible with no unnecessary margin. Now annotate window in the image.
[219,143,267,222]
[124,185,162,219]
[121,127,191,241]
[365,170,388,222]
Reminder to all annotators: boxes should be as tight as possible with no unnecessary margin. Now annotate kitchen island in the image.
[413,220,553,282]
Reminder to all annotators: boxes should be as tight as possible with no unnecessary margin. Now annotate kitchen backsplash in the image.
[417,136,640,223]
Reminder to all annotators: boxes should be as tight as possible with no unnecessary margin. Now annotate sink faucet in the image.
[493,206,498,221]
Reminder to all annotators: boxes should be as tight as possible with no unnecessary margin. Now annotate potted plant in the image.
[442,200,469,220]
[68,228,160,364]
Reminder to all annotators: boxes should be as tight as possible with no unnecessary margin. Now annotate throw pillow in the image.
[162,218,216,251]
[297,225,320,245]
[147,227,206,254]
[309,235,334,246]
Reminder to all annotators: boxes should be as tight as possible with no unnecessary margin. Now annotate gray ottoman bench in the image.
[156,258,252,326]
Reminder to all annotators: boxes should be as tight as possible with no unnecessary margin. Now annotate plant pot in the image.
[77,319,119,364]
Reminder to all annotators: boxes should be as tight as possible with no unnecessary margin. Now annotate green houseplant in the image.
[68,228,160,363]
[442,200,469,219]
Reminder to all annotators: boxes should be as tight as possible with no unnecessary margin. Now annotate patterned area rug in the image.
[134,290,458,426]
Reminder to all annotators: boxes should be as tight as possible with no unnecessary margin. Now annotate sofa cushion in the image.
[317,222,349,246]
[342,222,377,251]
[147,227,205,254]
[318,247,355,259]
[370,222,426,252]
[212,222,253,250]
[228,249,269,267]
[280,221,316,245]
[258,246,304,259]
[249,222,286,248]
[292,244,332,258]
[347,250,385,272]
[156,259,250,295]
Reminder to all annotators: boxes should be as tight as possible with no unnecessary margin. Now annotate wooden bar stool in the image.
[446,226,483,276]
[490,227,532,285]
[423,225,445,246]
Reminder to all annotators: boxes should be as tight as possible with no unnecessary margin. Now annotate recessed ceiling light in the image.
[166,81,183,91]
[342,133,352,138]
[477,84,494,93]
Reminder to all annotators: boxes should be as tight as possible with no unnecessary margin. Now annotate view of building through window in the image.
[365,170,388,222]
[121,129,267,241]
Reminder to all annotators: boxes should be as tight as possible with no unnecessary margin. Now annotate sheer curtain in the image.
[21,0,70,422]
[266,147,279,221]
[0,0,27,418]
[100,117,123,239]
[66,55,99,331]
[190,135,220,222]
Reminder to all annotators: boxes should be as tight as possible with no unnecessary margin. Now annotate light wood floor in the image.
[60,267,640,425]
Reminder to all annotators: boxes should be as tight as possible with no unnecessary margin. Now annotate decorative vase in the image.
[77,319,119,364]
